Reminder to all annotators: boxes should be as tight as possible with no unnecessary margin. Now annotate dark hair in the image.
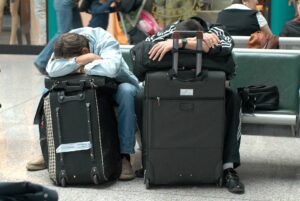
[175,19,204,31]
[232,0,243,4]
[54,33,89,59]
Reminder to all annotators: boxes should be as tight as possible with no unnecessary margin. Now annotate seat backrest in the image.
[232,36,250,48]
[279,37,300,50]
[231,49,300,112]
[121,45,134,71]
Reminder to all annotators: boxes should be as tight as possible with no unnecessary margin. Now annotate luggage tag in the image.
[56,141,92,153]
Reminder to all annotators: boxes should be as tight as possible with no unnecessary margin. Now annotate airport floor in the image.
[0,54,299,201]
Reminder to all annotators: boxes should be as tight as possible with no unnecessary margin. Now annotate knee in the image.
[117,83,137,98]
[116,83,137,105]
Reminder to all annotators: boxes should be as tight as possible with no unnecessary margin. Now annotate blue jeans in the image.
[88,1,110,29]
[34,0,82,69]
[88,13,109,29]
[115,83,138,154]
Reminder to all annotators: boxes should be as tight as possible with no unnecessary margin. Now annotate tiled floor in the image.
[0,54,299,201]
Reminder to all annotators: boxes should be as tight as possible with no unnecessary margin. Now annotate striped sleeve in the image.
[207,26,234,56]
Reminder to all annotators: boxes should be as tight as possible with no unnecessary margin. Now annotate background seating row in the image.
[120,45,300,137]
[232,36,300,49]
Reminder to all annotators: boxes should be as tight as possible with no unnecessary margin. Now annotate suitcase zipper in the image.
[86,102,95,161]
[152,96,224,104]
[156,97,160,106]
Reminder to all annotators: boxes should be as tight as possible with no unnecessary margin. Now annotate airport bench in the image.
[120,45,300,137]
[231,48,300,137]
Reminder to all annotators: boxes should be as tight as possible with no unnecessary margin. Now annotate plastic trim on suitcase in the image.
[94,90,108,181]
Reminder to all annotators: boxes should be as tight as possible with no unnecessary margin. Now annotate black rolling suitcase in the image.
[43,74,121,186]
[143,31,226,188]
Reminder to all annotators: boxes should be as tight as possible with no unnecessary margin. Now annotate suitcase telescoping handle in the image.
[172,31,203,79]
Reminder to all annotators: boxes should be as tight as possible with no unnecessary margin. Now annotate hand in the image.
[148,39,173,61]
[76,65,85,74]
[203,33,220,49]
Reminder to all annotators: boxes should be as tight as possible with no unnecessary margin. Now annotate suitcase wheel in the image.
[60,177,66,187]
[145,178,151,189]
[92,174,99,185]
[217,177,223,187]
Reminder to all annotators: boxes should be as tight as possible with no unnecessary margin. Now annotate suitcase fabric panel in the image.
[144,71,226,186]
[145,71,226,99]
[44,84,121,186]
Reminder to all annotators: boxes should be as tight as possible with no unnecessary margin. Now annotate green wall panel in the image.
[47,0,57,40]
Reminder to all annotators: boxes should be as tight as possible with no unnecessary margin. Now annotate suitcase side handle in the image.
[62,80,86,92]
[171,31,203,79]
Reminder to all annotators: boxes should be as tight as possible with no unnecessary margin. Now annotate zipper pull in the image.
[156,97,160,106]
[90,79,97,88]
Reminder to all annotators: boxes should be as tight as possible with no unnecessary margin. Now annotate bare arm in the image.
[75,53,102,66]
[260,24,273,36]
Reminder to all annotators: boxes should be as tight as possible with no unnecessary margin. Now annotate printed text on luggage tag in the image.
[180,89,194,96]
[56,141,92,153]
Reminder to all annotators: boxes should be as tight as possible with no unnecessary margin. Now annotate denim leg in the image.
[72,6,83,29]
[88,14,109,29]
[34,35,59,69]
[34,0,82,69]
[114,83,137,154]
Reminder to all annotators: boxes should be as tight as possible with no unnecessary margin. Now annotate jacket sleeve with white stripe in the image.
[207,25,234,56]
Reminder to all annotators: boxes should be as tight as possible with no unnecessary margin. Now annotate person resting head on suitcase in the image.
[135,18,245,194]
[147,18,225,61]
[27,27,140,181]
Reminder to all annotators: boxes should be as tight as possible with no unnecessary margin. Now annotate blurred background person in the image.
[87,0,116,29]
[0,0,5,33]
[33,0,82,75]
[0,0,31,45]
[34,0,46,45]
[216,0,272,36]
[281,0,300,36]
[9,0,20,44]
[288,0,298,16]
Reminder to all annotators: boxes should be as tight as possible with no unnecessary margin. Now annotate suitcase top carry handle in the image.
[45,74,110,91]
[172,31,203,78]
[62,80,86,92]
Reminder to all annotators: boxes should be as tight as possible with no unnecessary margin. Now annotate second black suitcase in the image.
[143,31,226,188]
[43,74,121,186]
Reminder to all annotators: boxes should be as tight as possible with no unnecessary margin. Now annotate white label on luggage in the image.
[180,89,194,96]
[56,141,92,153]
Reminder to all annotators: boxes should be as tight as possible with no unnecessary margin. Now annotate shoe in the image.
[135,168,144,178]
[34,62,47,75]
[119,157,135,181]
[26,155,46,171]
[223,168,245,194]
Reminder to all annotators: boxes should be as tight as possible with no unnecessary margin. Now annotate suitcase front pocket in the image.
[147,98,225,149]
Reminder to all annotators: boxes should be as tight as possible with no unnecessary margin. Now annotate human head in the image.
[232,0,258,10]
[54,33,90,59]
[175,19,204,31]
